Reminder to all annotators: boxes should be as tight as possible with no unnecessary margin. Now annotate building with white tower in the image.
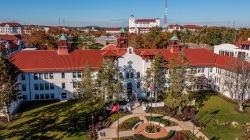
[129,15,160,34]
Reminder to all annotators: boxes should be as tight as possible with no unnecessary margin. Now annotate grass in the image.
[196,95,250,140]
[119,117,141,131]
[0,100,99,140]
[146,116,177,126]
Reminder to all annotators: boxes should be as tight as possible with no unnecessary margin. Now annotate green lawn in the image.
[196,95,250,140]
[0,100,96,140]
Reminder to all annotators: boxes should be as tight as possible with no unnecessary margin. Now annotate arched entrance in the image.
[127,82,135,101]
[127,82,133,95]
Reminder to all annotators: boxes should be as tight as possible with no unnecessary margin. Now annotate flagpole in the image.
[117,104,120,140]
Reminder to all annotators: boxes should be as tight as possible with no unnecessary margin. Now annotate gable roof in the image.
[10,50,105,72]
[10,46,248,73]
[0,22,21,27]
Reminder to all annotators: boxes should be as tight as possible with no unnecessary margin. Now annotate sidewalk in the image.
[98,104,209,140]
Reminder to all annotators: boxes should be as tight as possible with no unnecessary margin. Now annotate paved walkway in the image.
[98,104,209,140]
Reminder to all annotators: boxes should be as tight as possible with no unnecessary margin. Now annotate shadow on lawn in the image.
[189,91,217,109]
[2,100,91,140]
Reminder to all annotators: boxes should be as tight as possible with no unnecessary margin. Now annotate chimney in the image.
[57,34,69,55]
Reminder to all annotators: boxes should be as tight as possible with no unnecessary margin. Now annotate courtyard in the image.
[0,93,249,140]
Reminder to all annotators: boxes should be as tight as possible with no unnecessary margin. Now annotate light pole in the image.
[91,115,94,131]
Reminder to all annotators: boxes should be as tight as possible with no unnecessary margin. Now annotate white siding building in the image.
[7,33,250,114]
[0,22,22,35]
[214,38,250,62]
[129,15,160,34]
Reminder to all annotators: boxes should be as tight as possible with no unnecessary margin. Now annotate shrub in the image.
[146,116,177,126]
[145,125,161,133]
[119,117,141,131]
[166,130,176,139]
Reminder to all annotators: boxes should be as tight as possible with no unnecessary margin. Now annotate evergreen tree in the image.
[165,51,194,114]
[0,56,19,121]
[77,65,97,104]
[145,55,166,102]
[96,59,122,102]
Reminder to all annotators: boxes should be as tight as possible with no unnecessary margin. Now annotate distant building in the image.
[0,22,22,35]
[168,24,201,32]
[95,35,117,46]
[105,28,123,34]
[0,35,25,56]
[129,15,160,34]
[0,22,24,56]
[214,38,250,62]
[168,24,183,32]
[183,25,201,32]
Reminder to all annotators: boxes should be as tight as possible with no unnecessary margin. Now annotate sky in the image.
[0,0,249,27]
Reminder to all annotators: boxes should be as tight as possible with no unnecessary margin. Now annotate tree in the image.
[165,51,194,114]
[82,35,96,49]
[0,56,19,121]
[77,65,97,104]
[145,54,166,102]
[96,59,122,101]
[223,59,250,112]
[71,35,83,49]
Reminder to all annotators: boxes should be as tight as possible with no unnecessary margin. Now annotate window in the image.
[40,94,45,100]
[137,82,141,88]
[129,48,132,54]
[34,84,39,90]
[45,83,49,90]
[39,73,43,79]
[44,73,49,79]
[49,73,54,79]
[78,72,82,78]
[45,94,50,99]
[197,68,201,73]
[21,74,25,80]
[23,95,27,100]
[35,94,39,100]
[50,94,55,99]
[62,83,66,89]
[61,93,67,99]
[50,83,54,90]
[119,73,123,79]
[40,83,44,90]
[61,72,65,78]
[137,72,140,79]
[34,73,38,80]
[210,68,213,73]
[130,72,134,78]
[73,82,78,88]
[201,68,204,73]
[73,72,77,78]
[22,84,26,91]
[126,72,129,79]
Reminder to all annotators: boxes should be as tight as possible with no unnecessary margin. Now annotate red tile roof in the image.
[0,35,21,42]
[10,46,248,72]
[183,25,201,30]
[168,24,183,29]
[238,40,250,45]
[101,44,118,50]
[0,22,21,27]
[135,19,157,23]
[10,50,105,72]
